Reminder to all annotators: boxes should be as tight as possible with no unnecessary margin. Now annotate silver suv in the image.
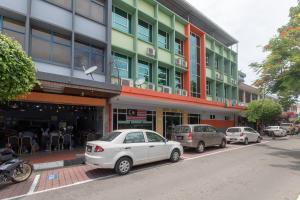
[174,124,226,153]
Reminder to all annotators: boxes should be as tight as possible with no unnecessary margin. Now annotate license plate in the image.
[177,136,183,140]
[86,145,92,152]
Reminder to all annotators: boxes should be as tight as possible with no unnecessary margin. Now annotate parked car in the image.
[280,123,296,135]
[173,124,227,153]
[226,127,261,145]
[295,123,300,134]
[264,126,287,137]
[85,129,183,175]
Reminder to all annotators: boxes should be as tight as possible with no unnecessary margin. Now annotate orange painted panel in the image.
[18,92,106,107]
[201,119,235,128]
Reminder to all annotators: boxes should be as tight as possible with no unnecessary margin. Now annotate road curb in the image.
[33,154,85,171]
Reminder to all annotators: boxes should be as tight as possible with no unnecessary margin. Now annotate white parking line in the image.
[4,141,270,200]
[184,141,270,161]
[27,174,40,194]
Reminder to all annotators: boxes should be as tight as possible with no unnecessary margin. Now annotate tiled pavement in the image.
[0,143,262,200]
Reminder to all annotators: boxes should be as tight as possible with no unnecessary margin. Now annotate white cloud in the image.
[187,0,297,85]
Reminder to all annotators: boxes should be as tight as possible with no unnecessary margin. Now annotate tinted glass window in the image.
[2,18,25,49]
[227,128,241,133]
[194,126,206,132]
[76,0,105,23]
[207,126,216,132]
[124,132,145,143]
[100,132,121,141]
[146,132,164,142]
[174,126,191,133]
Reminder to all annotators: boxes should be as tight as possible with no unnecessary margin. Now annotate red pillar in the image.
[184,24,191,96]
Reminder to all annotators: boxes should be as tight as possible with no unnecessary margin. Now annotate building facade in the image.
[0,0,120,150]
[109,0,243,138]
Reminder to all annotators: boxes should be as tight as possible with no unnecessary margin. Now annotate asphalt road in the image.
[16,136,300,200]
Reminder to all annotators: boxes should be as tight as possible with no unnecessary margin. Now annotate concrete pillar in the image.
[182,112,188,124]
[243,90,246,103]
[156,108,163,136]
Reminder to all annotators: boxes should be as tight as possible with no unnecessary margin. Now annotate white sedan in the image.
[85,129,183,175]
[226,127,262,145]
[264,126,287,137]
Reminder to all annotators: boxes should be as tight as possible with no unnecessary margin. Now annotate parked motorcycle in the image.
[0,147,32,183]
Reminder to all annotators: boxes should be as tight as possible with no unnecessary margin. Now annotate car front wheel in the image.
[219,139,226,148]
[257,137,261,143]
[170,149,180,163]
[244,138,249,145]
[196,142,205,153]
[115,157,132,175]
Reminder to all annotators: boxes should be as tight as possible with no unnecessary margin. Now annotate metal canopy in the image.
[158,0,238,46]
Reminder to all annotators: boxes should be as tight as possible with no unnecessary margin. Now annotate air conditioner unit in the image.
[121,78,134,87]
[146,48,155,57]
[148,83,155,91]
[175,58,187,68]
[162,86,172,94]
[215,73,220,79]
[181,89,188,96]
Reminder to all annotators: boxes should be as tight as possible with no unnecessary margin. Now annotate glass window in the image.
[1,17,25,49]
[175,71,183,89]
[146,132,164,142]
[174,126,191,133]
[112,52,131,78]
[138,19,152,42]
[158,66,169,86]
[46,0,72,10]
[207,126,216,132]
[112,6,131,34]
[138,60,152,82]
[75,0,105,24]
[158,30,169,49]
[206,81,211,95]
[210,115,215,119]
[190,33,201,98]
[124,132,145,143]
[175,38,184,55]
[194,126,206,132]
[31,27,71,66]
[74,41,104,73]
[100,132,121,142]
[227,128,241,133]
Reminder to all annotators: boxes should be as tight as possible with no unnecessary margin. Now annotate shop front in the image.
[0,92,107,157]
[111,95,241,138]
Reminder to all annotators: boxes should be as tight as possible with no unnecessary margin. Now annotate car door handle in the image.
[149,145,155,148]
[124,147,131,149]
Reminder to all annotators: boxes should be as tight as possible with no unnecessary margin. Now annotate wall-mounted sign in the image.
[127,109,147,120]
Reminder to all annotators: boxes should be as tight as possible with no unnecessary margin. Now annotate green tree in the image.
[0,34,37,101]
[244,99,282,125]
[250,2,300,97]
[278,93,298,111]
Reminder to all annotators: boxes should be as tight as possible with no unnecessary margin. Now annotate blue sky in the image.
[187,0,297,85]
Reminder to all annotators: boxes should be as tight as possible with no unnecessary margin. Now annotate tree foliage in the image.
[278,93,298,111]
[250,2,300,97]
[244,99,282,124]
[0,33,37,101]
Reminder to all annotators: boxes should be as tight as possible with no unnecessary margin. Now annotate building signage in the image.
[127,109,147,120]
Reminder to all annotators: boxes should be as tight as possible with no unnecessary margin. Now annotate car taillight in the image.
[187,133,193,140]
[94,145,104,152]
[240,132,244,136]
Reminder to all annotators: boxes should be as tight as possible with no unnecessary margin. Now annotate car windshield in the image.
[174,126,191,133]
[100,131,121,142]
[281,123,291,126]
[227,128,241,133]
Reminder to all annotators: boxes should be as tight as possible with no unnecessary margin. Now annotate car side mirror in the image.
[163,138,168,143]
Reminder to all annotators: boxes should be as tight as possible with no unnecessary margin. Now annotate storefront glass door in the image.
[163,112,182,139]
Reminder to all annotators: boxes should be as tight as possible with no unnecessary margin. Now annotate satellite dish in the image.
[82,66,98,80]
[135,77,145,87]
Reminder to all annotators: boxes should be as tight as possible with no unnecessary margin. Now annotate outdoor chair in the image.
[62,133,72,150]
[50,132,60,151]
[21,136,33,154]
[8,135,20,154]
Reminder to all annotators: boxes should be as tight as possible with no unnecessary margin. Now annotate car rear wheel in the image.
[219,139,226,148]
[170,149,180,163]
[115,157,132,176]
[196,142,205,153]
[257,137,261,143]
[244,138,249,145]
